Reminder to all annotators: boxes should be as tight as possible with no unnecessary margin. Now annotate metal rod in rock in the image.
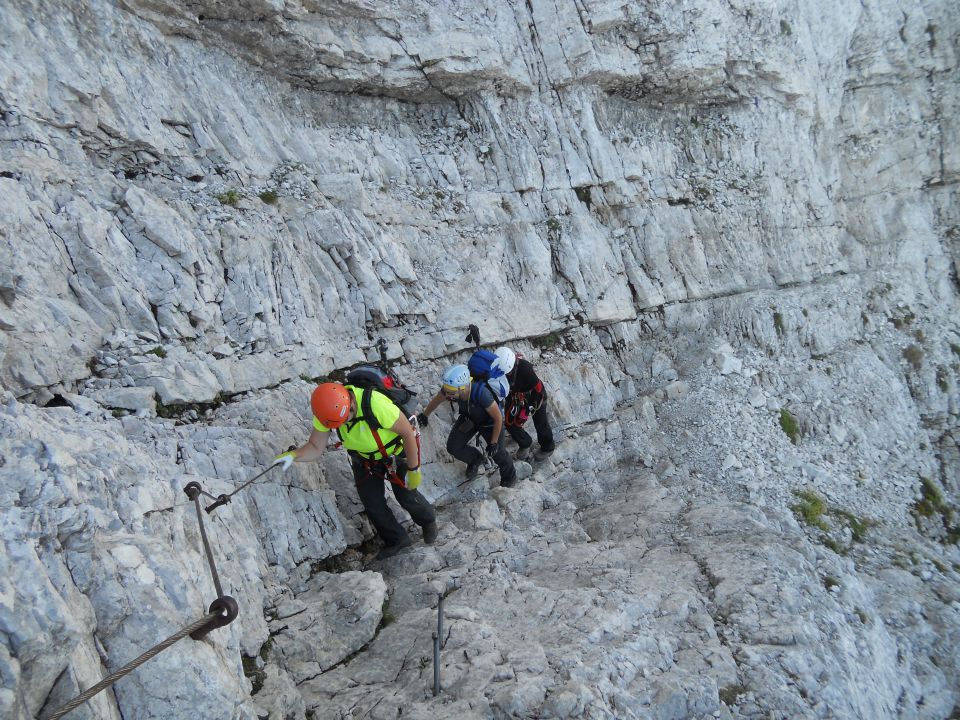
[432,631,440,697]
[437,592,445,649]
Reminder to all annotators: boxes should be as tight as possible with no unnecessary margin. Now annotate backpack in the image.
[467,349,508,406]
[344,366,417,432]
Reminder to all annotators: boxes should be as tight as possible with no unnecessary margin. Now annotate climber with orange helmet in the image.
[272,381,437,560]
[494,346,555,462]
[417,364,517,488]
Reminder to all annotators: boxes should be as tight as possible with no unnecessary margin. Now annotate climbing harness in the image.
[505,391,529,427]
[46,480,240,720]
[348,412,421,489]
[505,391,543,428]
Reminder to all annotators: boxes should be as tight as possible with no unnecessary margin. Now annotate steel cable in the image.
[43,610,222,720]
[183,483,224,598]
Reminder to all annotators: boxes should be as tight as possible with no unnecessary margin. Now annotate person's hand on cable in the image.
[486,440,499,458]
[416,412,429,427]
[272,451,297,472]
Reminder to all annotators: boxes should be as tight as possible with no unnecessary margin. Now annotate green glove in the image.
[405,466,422,490]
[272,451,296,472]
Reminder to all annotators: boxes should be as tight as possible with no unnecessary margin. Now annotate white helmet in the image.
[494,346,516,374]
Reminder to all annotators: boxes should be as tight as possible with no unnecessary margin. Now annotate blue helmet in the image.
[441,364,470,390]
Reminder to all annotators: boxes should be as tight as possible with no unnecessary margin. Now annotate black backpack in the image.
[343,365,416,433]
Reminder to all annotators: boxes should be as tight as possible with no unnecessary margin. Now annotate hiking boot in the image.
[533,448,554,462]
[422,521,439,544]
[499,477,517,488]
[515,446,531,461]
[375,537,412,560]
[465,460,483,479]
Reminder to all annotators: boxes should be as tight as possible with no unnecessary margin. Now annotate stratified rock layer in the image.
[1,1,957,719]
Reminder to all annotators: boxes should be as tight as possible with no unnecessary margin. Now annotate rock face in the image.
[1,1,958,719]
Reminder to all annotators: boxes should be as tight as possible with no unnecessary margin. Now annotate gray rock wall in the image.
[1,1,957,719]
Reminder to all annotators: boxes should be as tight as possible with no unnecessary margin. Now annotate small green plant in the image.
[153,392,229,421]
[950,343,960,357]
[380,600,395,628]
[259,189,279,204]
[532,332,562,350]
[889,311,915,329]
[902,344,923,370]
[802,308,809,317]
[822,537,846,554]
[914,477,945,518]
[773,311,785,337]
[912,477,960,544]
[146,345,167,358]
[779,408,801,444]
[574,186,592,209]
[831,509,874,542]
[241,654,266,695]
[216,189,241,206]
[791,490,829,531]
[823,576,840,591]
[780,19,792,35]
[546,217,561,232]
[719,684,747,706]
[936,367,950,392]
[855,608,869,624]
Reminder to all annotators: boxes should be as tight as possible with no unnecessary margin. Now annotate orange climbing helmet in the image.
[311,382,352,429]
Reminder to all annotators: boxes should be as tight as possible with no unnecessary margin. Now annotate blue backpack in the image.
[467,349,508,406]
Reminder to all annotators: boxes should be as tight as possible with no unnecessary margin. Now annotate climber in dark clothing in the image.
[418,364,517,487]
[495,347,555,461]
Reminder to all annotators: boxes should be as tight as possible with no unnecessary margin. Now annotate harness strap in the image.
[344,387,405,487]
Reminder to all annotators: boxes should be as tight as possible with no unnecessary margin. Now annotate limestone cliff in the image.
[1,1,958,719]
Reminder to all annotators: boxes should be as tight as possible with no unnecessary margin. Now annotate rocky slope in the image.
[1,1,958,719]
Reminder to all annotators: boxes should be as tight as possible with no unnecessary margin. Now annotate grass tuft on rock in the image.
[216,189,241,206]
[791,490,829,531]
[779,408,801,444]
[380,599,395,628]
[719,684,748,706]
[912,477,960,545]
[902,344,924,370]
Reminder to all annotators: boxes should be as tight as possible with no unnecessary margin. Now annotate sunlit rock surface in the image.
[1,1,958,718]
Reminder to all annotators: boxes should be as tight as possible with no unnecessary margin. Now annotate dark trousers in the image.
[505,397,555,452]
[351,456,436,546]
[446,416,516,486]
